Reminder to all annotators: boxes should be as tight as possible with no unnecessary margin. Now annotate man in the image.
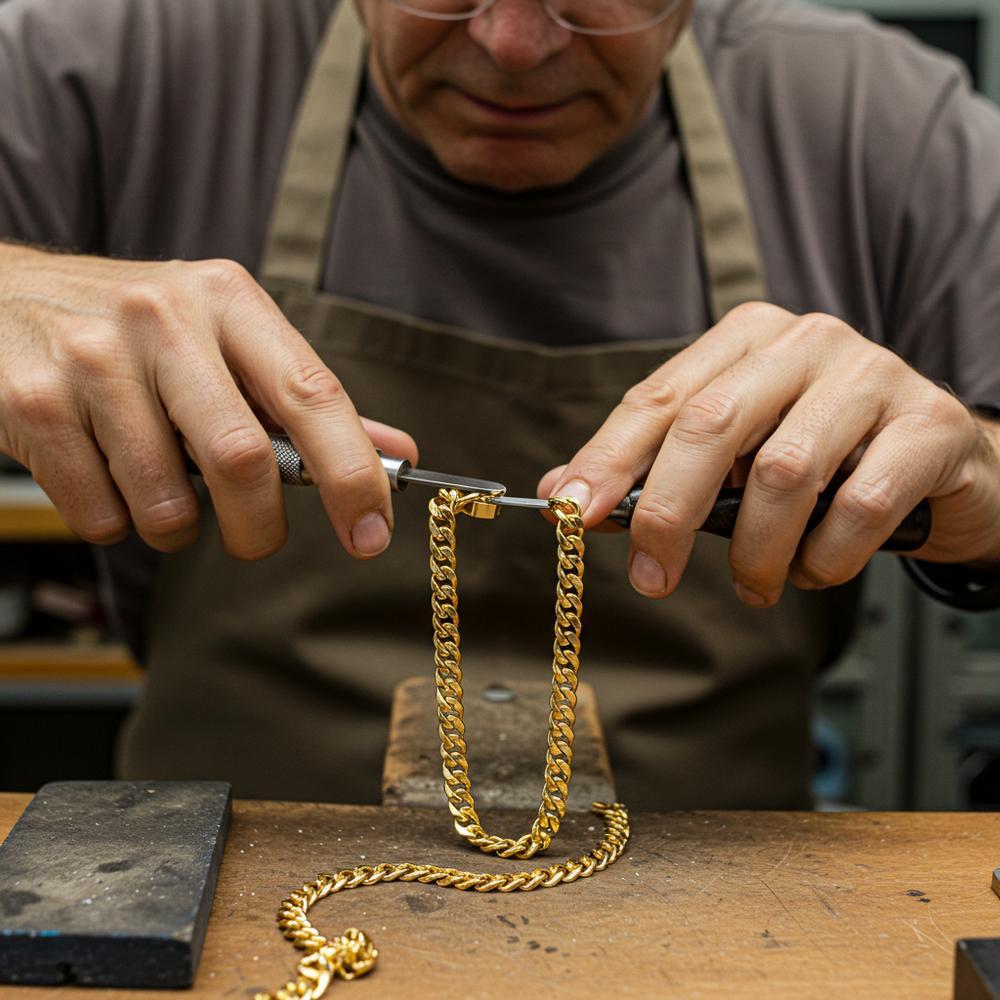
[1,0,999,808]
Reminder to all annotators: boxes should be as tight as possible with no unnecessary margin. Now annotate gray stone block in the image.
[0,780,231,987]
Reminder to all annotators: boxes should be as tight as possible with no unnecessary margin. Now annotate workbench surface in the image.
[1,794,998,998]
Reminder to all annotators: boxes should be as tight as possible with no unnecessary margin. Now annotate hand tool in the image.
[187,433,932,552]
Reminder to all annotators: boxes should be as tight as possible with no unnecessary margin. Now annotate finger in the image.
[214,276,391,558]
[0,373,130,543]
[360,417,419,465]
[549,303,793,525]
[90,387,202,553]
[628,323,821,596]
[537,464,622,531]
[537,465,565,500]
[727,381,885,606]
[27,430,131,544]
[155,341,287,561]
[789,416,945,589]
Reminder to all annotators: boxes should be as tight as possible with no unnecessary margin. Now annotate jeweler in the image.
[1,0,999,809]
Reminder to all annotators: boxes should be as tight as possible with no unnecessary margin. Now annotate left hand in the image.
[538,302,1000,607]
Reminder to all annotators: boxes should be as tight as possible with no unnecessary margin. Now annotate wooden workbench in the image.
[1,795,998,998]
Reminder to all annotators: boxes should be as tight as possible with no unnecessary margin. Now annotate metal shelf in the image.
[0,642,141,683]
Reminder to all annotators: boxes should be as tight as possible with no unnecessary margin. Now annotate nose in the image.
[467,0,574,73]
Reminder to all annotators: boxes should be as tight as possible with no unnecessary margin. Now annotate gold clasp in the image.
[453,490,504,520]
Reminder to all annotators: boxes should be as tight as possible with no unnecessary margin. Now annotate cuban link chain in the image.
[255,491,630,1000]
[432,489,585,858]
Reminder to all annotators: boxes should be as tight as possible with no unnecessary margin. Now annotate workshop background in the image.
[0,0,998,811]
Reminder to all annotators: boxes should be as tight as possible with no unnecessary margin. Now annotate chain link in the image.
[255,491,630,1000]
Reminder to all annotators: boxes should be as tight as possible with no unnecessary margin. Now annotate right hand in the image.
[0,245,417,559]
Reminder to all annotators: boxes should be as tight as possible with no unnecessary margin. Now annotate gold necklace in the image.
[255,491,630,1000]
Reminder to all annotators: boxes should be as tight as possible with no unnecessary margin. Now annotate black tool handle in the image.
[608,485,932,553]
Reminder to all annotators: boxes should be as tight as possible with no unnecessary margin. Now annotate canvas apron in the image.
[119,2,859,809]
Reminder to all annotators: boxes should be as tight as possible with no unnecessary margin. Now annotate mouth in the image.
[455,88,579,123]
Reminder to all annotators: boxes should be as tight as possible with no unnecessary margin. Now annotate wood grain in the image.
[1,794,998,998]
[382,677,616,810]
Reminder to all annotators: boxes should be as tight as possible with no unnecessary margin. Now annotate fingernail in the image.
[555,480,592,517]
[733,582,770,607]
[630,551,666,595]
[351,511,390,556]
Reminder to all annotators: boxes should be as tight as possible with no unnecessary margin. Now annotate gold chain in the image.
[255,491,630,1000]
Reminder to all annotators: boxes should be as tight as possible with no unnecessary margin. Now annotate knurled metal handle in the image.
[268,435,311,486]
[184,434,411,490]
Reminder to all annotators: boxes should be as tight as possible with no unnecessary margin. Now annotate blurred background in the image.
[0,0,999,809]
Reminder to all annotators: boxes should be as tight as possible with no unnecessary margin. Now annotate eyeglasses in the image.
[389,0,684,37]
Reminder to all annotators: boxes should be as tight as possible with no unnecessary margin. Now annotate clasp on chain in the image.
[453,490,505,520]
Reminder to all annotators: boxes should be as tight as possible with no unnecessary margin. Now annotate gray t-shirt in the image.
[2,0,1000,650]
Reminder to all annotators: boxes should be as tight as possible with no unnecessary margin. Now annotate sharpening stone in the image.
[0,780,231,987]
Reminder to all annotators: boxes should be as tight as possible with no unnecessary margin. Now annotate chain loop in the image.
[431,490,586,858]
[256,491,629,1000]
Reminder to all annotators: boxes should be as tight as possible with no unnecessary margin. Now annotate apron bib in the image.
[119,3,859,809]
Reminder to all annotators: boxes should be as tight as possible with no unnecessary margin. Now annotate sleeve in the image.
[0,0,126,249]
[881,69,1000,404]
[0,0,331,261]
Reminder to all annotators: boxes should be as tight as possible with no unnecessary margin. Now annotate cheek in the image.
[366,11,451,104]
[590,32,674,115]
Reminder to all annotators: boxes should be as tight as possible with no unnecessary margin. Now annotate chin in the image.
[433,140,593,193]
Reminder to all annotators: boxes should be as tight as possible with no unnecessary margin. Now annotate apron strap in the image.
[667,30,767,323]
[259,8,768,320]
[258,0,365,289]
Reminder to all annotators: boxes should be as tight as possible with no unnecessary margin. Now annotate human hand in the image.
[0,244,417,558]
[538,303,1000,606]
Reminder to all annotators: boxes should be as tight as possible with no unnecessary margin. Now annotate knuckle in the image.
[117,281,182,330]
[621,376,681,416]
[199,258,254,292]
[570,437,653,485]
[197,259,263,312]
[794,312,842,340]
[752,441,822,496]
[63,324,123,379]
[673,391,741,446]
[6,376,70,430]
[137,494,199,540]
[918,387,966,427]
[204,425,274,480]
[727,300,787,327]
[867,348,907,383]
[280,361,345,411]
[332,455,385,499]
[835,478,897,531]
[775,312,849,354]
[630,492,687,538]
[795,551,851,590]
[74,512,130,546]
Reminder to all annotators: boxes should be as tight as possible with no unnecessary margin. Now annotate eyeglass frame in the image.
[388,0,685,37]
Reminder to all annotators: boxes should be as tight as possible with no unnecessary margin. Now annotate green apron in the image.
[118,3,858,809]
